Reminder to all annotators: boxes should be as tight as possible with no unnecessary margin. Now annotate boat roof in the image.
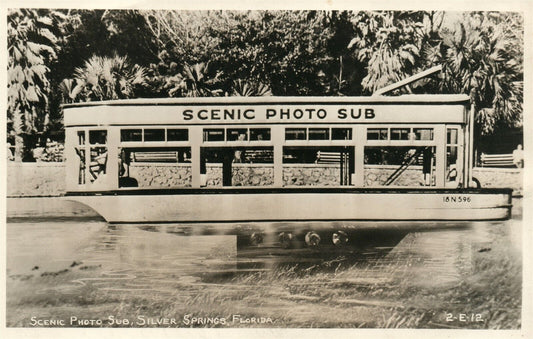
[62,94,470,109]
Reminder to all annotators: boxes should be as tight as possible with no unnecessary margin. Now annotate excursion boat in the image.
[63,93,512,224]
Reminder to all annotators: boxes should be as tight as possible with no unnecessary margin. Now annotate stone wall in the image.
[7,162,66,197]
[205,165,222,187]
[232,164,274,186]
[364,165,430,187]
[283,164,341,186]
[473,168,523,195]
[205,164,273,187]
[129,164,192,188]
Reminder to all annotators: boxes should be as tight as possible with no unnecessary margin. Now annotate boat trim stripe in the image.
[65,187,513,196]
[106,214,511,224]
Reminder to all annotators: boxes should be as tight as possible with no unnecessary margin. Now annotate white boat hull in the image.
[65,188,512,224]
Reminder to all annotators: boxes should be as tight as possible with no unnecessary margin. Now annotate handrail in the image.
[373,65,443,96]
[384,147,427,186]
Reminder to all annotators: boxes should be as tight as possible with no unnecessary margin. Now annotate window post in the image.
[434,125,446,187]
[190,126,202,188]
[353,125,365,187]
[107,127,120,190]
[272,126,284,187]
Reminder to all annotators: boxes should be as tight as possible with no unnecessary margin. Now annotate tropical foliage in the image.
[439,13,523,134]
[67,55,147,101]
[7,9,64,161]
[170,62,223,97]
[210,11,337,96]
[6,9,524,160]
[231,79,272,97]
[348,11,523,135]
[141,10,225,67]
[348,11,430,93]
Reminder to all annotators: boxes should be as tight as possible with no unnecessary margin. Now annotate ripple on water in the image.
[7,203,520,297]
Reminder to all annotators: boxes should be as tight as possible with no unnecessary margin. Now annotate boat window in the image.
[227,128,248,141]
[144,129,165,142]
[89,130,107,144]
[84,129,108,184]
[119,147,192,188]
[283,147,320,164]
[203,129,225,142]
[309,128,330,140]
[446,146,458,184]
[364,146,436,187]
[365,147,417,165]
[390,128,410,140]
[285,128,307,140]
[76,148,86,185]
[283,146,354,186]
[200,146,274,187]
[121,129,142,142]
[167,129,189,141]
[77,131,86,145]
[447,128,458,144]
[332,128,352,140]
[74,132,87,184]
[367,128,388,140]
[74,130,107,185]
[414,128,434,141]
[89,145,107,182]
[446,128,460,186]
[250,128,271,141]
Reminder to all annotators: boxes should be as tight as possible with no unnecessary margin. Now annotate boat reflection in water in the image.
[6,217,516,295]
[6,197,521,329]
[7,196,521,305]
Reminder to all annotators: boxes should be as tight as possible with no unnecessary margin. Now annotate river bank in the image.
[6,162,524,197]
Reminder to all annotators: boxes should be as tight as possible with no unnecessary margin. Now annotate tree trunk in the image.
[12,109,37,162]
[14,134,24,162]
[12,109,24,162]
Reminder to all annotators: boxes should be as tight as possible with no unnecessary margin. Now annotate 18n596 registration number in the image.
[443,196,471,203]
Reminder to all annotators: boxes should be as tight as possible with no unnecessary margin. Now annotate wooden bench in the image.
[132,151,179,163]
[480,153,515,167]
[316,151,341,164]
[243,150,273,163]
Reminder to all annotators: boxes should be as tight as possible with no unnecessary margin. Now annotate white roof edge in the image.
[62,94,470,108]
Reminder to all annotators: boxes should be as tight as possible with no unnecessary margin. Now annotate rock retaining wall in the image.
[364,166,430,187]
[204,164,274,187]
[283,164,341,186]
[129,164,192,188]
[7,162,524,197]
[7,163,66,197]
[473,168,523,196]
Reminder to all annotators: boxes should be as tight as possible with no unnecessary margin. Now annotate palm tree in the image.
[231,79,272,96]
[68,54,147,101]
[8,9,62,161]
[58,78,82,104]
[440,13,523,135]
[167,62,223,97]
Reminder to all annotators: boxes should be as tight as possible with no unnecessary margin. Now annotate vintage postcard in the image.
[2,0,531,338]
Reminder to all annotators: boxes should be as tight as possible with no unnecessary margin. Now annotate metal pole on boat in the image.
[468,97,475,187]
[372,65,442,96]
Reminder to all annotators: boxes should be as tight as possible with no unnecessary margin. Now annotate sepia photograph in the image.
[3,1,531,338]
